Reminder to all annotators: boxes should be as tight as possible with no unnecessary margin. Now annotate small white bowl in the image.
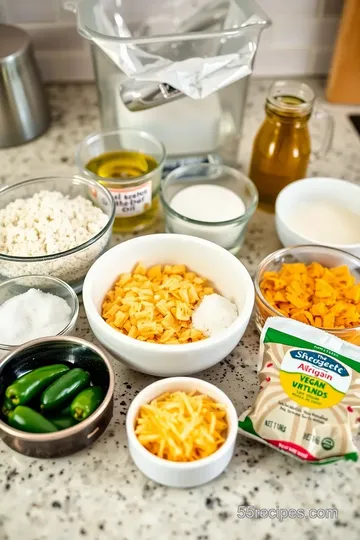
[83,234,254,377]
[275,177,360,257]
[126,377,238,488]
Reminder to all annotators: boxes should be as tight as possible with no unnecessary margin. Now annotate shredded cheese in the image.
[134,391,228,461]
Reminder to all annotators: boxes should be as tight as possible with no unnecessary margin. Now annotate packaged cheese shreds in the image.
[238,317,360,464]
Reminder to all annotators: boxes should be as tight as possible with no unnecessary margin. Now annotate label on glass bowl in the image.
[110,181,152,217]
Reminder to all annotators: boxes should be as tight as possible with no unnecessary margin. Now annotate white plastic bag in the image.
[64,0,269,99]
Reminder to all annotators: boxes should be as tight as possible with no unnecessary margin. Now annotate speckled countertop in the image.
[1,79,360,540]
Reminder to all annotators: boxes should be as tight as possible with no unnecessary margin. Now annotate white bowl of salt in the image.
[0,275,79,356]
[161,164,258,254]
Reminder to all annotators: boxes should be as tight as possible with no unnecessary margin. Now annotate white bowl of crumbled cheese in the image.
[0,176,115,293]
[83,234,255,376]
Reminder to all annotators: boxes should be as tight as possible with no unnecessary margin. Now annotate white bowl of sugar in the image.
[275,177,360,257]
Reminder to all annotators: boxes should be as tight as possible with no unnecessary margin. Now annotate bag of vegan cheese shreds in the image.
[238,317,360,464]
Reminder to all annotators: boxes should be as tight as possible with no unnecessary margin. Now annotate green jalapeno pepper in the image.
[5,364,70,406]
[70,386,104,422]
[8,406,58,433]
[50,413,77,430]
[45,404,75,429]
[58,405,71,415]
[2,396,15,416]
[41,368,90,411]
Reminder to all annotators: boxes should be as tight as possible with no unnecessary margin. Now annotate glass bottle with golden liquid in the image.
[76,129,166,233]
[249,81,334,212]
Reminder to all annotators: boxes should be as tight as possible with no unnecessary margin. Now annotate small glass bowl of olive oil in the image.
[76,129,166,233]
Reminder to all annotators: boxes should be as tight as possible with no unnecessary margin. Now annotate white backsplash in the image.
[0,0,342,81]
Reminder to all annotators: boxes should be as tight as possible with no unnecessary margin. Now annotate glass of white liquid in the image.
[161,164,258,254]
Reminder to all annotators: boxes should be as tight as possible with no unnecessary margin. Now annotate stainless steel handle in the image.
[120,81,183,112]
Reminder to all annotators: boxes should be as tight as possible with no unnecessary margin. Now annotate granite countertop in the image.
[1,78,360,540]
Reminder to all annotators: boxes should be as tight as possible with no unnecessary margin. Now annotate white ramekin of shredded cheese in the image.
[126,377,238,488]
[0,177,115,292]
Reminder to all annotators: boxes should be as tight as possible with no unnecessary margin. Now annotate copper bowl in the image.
[0,336,115,458]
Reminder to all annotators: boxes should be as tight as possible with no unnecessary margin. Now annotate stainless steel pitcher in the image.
[0,24,50,148]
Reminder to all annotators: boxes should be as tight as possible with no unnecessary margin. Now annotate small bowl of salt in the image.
[161,164,258,254]
[0,275,79,356]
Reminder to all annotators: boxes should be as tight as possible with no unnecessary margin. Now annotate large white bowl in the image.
[83,234,254,376]
[126,377,238,488]
[275,177,360,257]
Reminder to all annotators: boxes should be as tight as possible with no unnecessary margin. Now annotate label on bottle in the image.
[110,181,152,217]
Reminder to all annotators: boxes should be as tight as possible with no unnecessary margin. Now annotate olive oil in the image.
[249,95,311,213]
[249,82,316,213]
[86,150,160,233]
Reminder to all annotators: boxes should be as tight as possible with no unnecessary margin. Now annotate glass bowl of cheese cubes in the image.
[255,245,360,345]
